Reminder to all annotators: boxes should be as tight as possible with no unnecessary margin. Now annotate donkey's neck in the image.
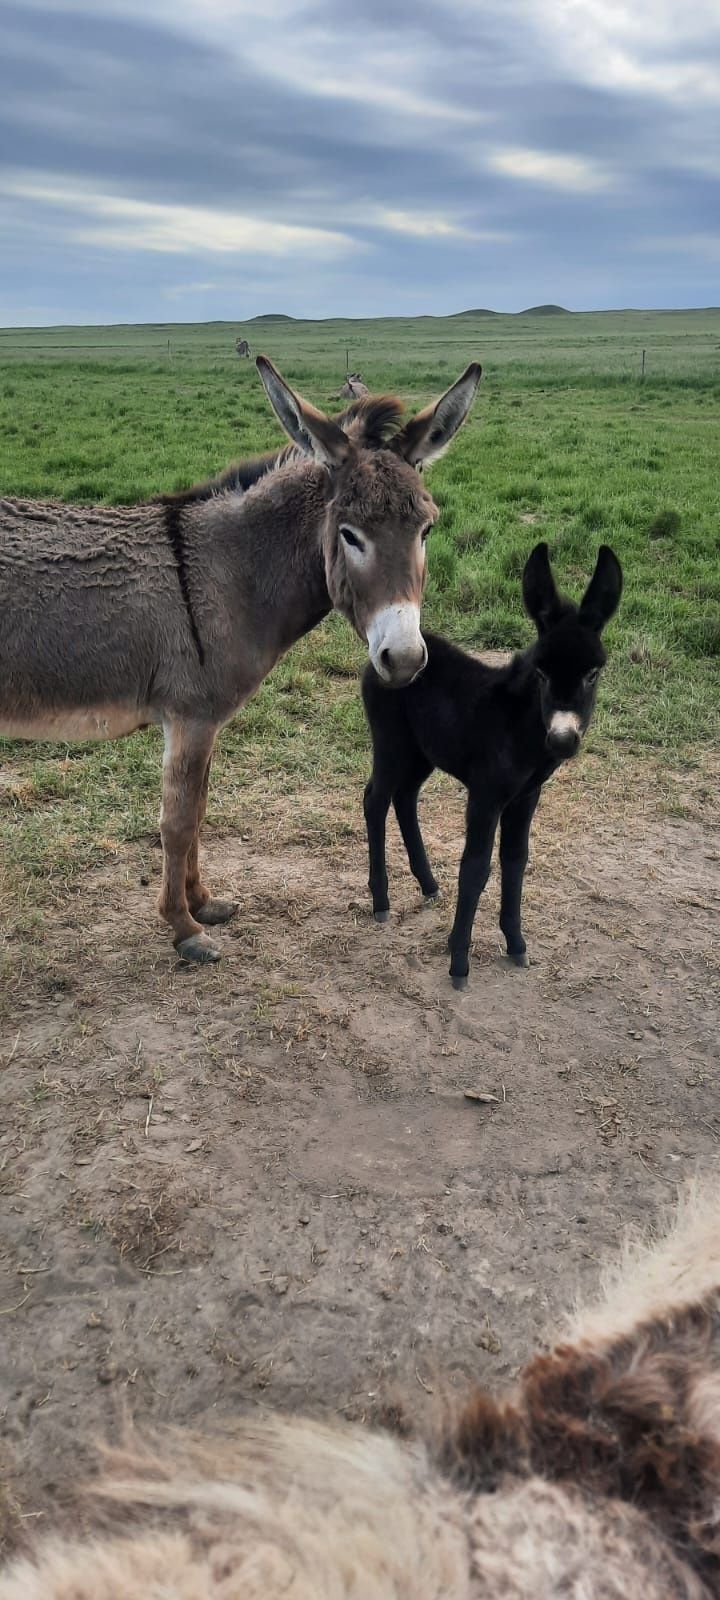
[186,463,333,667]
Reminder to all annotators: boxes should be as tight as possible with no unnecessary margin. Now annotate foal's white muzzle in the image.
[546,710,582,755]
[367,603,427,687]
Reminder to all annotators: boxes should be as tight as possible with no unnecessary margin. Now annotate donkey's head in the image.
[256,356,481,686]
[522,542,623,757]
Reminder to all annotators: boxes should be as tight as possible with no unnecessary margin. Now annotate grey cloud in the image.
[0,0,718,321]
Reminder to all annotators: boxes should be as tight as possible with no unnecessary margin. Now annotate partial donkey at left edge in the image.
[0,357,481,962]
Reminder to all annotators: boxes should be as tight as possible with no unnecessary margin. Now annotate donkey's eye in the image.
[584,668,600,687]
[340,526,365,553]
[420,524,431,543]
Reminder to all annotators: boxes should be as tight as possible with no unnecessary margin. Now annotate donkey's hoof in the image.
[195,898,237,926]
[175,933,221,964]
[422,889,440,906]
[374,909,390,924]
[509,950,530,969]
[450,973,468,991]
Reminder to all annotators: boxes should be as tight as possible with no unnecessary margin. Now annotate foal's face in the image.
[324,451,437,687]
[534,623,606,757]
[522,541,622,757]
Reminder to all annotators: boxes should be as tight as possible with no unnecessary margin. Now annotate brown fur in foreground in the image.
[1,1184,719,1598]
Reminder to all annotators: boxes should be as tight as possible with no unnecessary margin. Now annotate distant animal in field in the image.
[235,338,250,357]
[362,543,622,987]
[2,1181,719,1599]
[343,372,368,398]
[0,357,481,963]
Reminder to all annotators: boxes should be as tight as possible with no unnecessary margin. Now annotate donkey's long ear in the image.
[256,356,351,469]
[392,362,482,469]
[522,542,565,634]
[578,546,623,634]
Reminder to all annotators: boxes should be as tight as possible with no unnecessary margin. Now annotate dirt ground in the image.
[1,761,719,1554]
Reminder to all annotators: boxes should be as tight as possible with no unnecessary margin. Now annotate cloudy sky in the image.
[1,0,718,324]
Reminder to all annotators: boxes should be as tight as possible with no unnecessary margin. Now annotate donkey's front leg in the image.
[448,793,499,990]
[498,786,541,968]
[363,776,393,921]
[185,747,237,927]
[159,719,223,962]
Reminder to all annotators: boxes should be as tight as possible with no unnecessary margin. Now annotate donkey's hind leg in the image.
[159,719,223,962]
[185,747,237,927]
[392,762,438,901]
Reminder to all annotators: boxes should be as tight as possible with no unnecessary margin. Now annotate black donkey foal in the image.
[361,542,623,989]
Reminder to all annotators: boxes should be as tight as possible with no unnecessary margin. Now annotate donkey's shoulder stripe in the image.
[163,500,205,667]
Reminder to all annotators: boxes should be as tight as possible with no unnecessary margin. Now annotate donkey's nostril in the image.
[379,647,393,675]
[547,726,580,756]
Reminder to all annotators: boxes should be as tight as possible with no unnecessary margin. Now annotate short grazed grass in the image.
[1,310,718,907]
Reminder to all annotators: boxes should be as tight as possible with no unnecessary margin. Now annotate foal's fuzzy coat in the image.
[362,543,623,986]
[2,1184,719,1599]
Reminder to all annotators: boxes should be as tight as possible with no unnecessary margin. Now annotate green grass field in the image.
[1,310,718,899]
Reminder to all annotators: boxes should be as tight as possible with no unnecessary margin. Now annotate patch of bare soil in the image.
[1,768,719,1554]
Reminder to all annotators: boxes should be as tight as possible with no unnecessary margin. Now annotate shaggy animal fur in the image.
[2,1184,719,1599]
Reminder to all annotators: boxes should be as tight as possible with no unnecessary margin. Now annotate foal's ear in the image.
[522,542,564,633]
[256,356,351,469]
[392,362,482,469]
[579,545,623,633]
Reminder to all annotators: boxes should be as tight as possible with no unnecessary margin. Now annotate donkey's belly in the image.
[0,704,157,742]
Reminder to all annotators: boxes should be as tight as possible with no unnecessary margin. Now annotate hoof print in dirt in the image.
[175,934,222,964]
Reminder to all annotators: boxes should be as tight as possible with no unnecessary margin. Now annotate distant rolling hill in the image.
[520,304,570,315]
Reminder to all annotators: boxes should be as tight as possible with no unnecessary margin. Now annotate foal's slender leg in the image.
[393,768,438,900]
[498,786,541,968]
[447,792,499,990]
[363,776,393,921]
[158,719,223,962]
[185,748,237,926]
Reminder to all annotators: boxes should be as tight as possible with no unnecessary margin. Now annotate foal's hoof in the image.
[450,973,468,992]
[422,890,440,906]
[509,950,530,969]
[374,910,390,924]
[175,933,221,964]
[194,898,237,926]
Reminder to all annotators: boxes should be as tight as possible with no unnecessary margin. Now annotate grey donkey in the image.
[0,356,481,961]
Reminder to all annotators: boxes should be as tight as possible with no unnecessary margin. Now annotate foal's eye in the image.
[340,526,365,554]
[584,668,600,687]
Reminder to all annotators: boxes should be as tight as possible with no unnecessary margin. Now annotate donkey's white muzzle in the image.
[367,603,427,687]
[546,710,582,755]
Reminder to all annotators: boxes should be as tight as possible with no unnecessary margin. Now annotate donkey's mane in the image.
[336,393,406,449]
[155,447,298,507]
[157,394,407,508]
